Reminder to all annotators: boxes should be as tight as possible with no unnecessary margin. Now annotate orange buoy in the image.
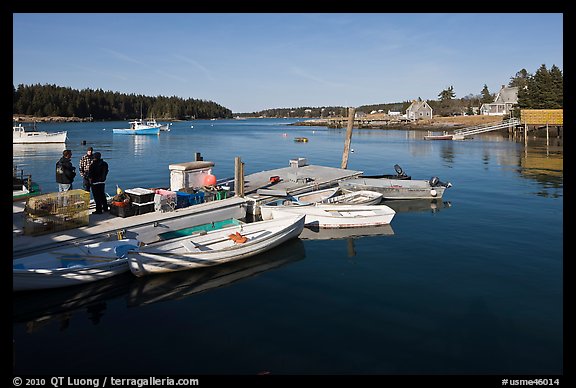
[204,174,217,186]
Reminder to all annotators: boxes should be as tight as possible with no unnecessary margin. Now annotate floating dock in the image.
[239,161,363,216]
[13,196,248,259]
[13,160,363,257]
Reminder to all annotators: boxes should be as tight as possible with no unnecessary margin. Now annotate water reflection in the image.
[127,238,306,307]
[383,198,452,214]
[518,142,563,197]
[111,133,160,157]
[299,224,394,240]
[14,239,307,330]
[13,273,134,333]
[13,143,67,157]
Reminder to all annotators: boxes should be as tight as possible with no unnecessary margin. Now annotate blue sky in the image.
[13,13,563,113]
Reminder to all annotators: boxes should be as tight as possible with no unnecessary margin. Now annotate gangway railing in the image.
[453,118,520,138]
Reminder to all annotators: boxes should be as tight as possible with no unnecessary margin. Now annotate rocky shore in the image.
[14,113,505,129]
[13,115,93,123]
[291,114,506,131]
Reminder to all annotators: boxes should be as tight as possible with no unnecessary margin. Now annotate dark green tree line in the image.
[13,84,233,120]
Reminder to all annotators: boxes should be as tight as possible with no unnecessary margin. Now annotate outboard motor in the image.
[429,176,452,188]
[394,164,407,178]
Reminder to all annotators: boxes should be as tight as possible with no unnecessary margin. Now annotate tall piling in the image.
[341,107,356,169]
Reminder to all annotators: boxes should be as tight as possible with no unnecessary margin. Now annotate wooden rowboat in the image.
[13,239,139,291]
[127,214,306,277]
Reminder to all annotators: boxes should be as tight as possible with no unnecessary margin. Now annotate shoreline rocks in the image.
[13,115,92,123]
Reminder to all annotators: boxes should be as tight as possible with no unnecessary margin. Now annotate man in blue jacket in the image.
[88,152,109,214]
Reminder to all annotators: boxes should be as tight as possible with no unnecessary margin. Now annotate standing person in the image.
[88,152,109,214]
[55,149,76,192]
[79,146,95,192]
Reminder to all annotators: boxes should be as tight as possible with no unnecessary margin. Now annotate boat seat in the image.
[181,240,211,252]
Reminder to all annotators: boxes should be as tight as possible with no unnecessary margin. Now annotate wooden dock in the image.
[237,163,363,216]
[13,196,248,259]
[13,160,363,257]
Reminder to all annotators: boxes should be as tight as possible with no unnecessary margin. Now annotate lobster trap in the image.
[23,189,90,235]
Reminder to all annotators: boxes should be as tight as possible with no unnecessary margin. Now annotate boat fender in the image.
[430,189,437,197]
[429,177,440,187]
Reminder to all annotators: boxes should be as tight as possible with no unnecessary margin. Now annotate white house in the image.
[406,100,433,120]
[480,85,519,116]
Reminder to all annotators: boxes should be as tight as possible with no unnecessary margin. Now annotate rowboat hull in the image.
[13,239,139,291]
[320,190,383,205]
[263,204,396,228]
[424,134,453,140]
[339,178,450,199]
[127,214,306,277]
[293,187,339,203]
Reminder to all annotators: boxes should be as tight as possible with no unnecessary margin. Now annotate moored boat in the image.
[424,131,454,140]
[319,190,383,205]
[339,176,452,200]
[13,165,42,202]
[261,203,396,228]
[13,239,140,291]
[145,118,171,131]
[112,119,161,135]
[292,187,339,204]
[13,123,67,144]
[127,214,306,277]
[361,164,412,180]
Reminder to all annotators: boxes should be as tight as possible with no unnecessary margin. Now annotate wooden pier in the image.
[235,161,363,216]
[518,109,563,141]
[13,196,248,258]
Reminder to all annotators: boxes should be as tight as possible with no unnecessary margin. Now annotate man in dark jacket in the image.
[88,152,109,214]
[79,146,95,192]
[56,149,76,192]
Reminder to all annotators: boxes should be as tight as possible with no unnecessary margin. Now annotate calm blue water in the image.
[12,119,563,376]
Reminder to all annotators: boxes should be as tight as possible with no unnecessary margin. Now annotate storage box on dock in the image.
[154,189,177,212]
[175,191,205,208]
[169,161,215,192]
[289,158,308,168]
[132,201,155,215]
[125,188,155,204]
[202,188,229,202]
[110,203,135,218]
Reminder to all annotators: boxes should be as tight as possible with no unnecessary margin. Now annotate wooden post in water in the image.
[524,123,527,147]
[347,239,356,257]
[341,107,355,169]
[234,156,244,197]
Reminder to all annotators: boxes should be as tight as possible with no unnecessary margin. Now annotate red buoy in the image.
[204,174,217,186]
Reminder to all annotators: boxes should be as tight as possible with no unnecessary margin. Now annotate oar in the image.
[52,252,121,262]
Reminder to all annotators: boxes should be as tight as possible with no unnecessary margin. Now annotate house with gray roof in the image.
[480,85,519,116]
[406,100,433,121]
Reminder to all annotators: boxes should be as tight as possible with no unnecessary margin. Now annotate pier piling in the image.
[341,107,355,169]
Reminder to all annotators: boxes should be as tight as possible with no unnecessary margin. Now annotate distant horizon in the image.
[13,13,563,113]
